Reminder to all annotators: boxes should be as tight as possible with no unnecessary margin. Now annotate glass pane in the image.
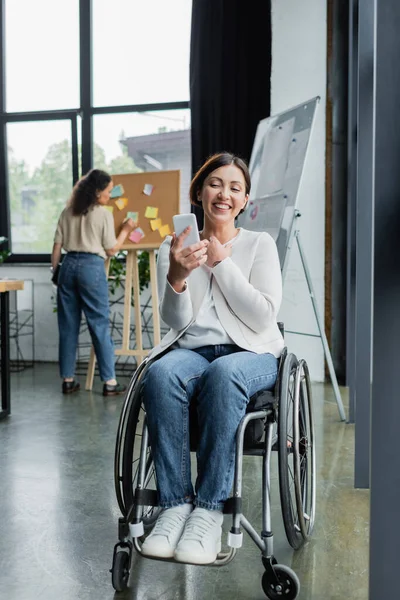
[5,0,79,111]
[93,110,191,213]
[93,0,191,107]
[8,121,74,254]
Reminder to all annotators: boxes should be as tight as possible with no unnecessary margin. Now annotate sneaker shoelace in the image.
[152,511,188,538]
[182,512,218,545]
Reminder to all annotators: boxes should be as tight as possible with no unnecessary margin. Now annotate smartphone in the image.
[172,214,200,248]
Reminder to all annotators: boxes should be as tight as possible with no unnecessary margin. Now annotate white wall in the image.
[271,0,327,381]
[0,264,58,361]
[0,262,157,364]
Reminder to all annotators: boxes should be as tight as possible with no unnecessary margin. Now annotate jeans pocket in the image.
[58,259,72,287]
[80,259,105,290]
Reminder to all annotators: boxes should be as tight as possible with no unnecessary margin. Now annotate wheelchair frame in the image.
[111,346,316,600]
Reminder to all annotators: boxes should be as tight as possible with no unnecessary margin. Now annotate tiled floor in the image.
[0,364,369,599]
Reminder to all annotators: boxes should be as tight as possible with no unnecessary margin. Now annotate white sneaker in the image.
[174,507,223,564]
[141,503,193,558]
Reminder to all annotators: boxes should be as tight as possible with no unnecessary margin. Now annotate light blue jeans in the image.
[57,252,115,382]
[141,345,278,511]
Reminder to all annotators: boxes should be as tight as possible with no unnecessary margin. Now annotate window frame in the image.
[0,0,190,263]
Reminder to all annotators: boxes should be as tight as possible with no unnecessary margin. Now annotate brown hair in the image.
[69,169,112,216]
[189,152,251,211]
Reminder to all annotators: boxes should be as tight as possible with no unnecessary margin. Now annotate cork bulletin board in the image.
[108,170,180,249]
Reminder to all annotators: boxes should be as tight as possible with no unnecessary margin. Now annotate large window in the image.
[8,120,75,254]
[92,0,191,107]
[5,0,80,112]
[0,0,192,259]
[93,109,191,212]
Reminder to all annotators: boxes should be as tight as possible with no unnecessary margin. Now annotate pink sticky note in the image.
[129,228,145,243]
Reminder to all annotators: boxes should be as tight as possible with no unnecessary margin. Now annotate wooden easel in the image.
[84,169,180,391]
[85,243,161,390]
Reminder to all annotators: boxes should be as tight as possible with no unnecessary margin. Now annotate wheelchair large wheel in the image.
[114,359,160,527]
[293,359,316,540]
[278,353,304,550]
[121,382,161,528]
[114,359,149,514]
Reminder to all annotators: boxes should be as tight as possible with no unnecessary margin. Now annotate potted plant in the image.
[108,250,150,300]
[0,237,10,264]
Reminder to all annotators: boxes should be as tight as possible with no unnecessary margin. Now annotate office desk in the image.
[0,280,24,419]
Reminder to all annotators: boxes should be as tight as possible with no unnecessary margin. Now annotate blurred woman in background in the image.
[51,169,136,396]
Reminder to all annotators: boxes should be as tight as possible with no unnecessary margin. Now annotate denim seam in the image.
[194,499,224,511]
[180,401,190,496]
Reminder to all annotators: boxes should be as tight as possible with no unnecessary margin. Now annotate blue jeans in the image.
[57,252,115,382]
[141,345,278,511]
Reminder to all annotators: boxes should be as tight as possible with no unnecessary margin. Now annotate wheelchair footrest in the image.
[129,521,144,538]
[227,530,243,548]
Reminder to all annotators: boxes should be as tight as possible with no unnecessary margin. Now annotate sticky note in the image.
[115,197,128,210]
[159,224,171,238]
[127,211,138,221]
[150,218,162,231]
[110,184,124,199]
[104,205,114,213]
[143,183,154,196]
[145,206,158,219]
[129,228,145,243]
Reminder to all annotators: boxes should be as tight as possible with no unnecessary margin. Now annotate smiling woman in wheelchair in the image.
[138,151,284,566]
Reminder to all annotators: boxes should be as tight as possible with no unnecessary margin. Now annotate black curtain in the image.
[190,0,272,226]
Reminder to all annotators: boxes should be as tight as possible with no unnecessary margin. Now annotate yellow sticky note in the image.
[150,218,162,231]
[145,206,158,219]
[159,224,171,238]
[104,205,114,213]
[115,197,128,210]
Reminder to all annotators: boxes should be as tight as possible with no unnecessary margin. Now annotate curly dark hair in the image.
[189,152,251,215]
[69,169,112,216]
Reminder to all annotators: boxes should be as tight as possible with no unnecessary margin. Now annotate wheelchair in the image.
[111,328,316,600]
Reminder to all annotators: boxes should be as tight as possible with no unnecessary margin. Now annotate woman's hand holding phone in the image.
[167,228,209,292]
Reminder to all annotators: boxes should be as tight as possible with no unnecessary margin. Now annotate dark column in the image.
[80,0,93,174]
[346,0,358,423]
[353,0,374,489]
[369,2,400,597]
[328,0,349,386]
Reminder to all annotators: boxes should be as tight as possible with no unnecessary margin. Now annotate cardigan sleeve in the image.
[212,232,282,333]
[157,237,193,330]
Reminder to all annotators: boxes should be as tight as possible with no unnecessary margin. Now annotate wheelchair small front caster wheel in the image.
[262,564,300,599]
[111,550,131,592]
